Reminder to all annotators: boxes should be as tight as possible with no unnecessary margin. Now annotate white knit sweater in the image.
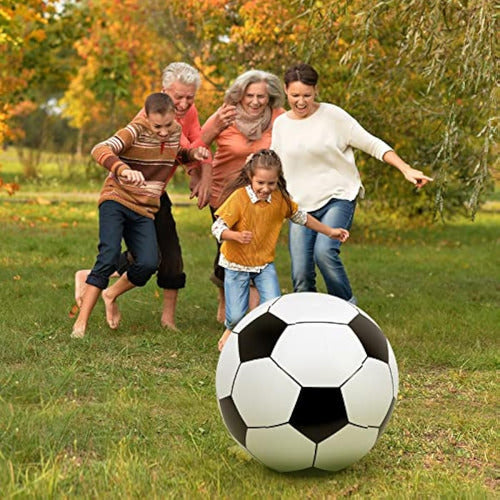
[271,103,393,212]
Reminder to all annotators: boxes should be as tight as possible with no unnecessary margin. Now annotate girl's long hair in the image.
[219,149,294,213]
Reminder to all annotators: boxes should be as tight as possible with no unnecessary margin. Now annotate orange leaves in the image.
[232,0,295,46]
[0,178,20,196]
[62,0,166,131]
[0,0,58,142]
[10,100,37,117]
[27,28,46,43]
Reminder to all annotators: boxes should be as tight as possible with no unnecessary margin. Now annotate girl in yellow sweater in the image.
[212,149,349,351]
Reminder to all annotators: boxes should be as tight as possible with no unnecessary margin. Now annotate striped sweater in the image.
[92,115,191,219]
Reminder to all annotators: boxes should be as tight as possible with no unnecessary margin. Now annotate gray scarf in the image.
[234,104,272,141]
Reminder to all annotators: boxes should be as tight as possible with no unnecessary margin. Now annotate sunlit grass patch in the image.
[0,195,497,497]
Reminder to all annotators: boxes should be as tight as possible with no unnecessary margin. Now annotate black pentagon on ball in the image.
[238,312,288,362]
[348,314,388,363]
[219,396,247,447]
[289,387,348,443]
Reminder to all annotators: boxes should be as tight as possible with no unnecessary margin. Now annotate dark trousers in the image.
[87,201,159,290]
[209,205,225,289]
[118,193,186,290]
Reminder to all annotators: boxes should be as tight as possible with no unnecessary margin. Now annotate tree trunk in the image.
[16,147,41,179]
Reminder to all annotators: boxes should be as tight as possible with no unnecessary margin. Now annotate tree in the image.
[1,0,90,177]
[151,0,496,219]
[60,0,179,150]
[301,0,497,219]
[0,0,55,189]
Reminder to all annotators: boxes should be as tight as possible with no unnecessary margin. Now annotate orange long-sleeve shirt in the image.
[202,108,284,208]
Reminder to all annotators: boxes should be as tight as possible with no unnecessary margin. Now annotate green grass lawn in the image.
[0,188,498,497]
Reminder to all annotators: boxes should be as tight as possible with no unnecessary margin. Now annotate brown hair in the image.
[284,63,319,87]
[145,92,175,116]
[219,149,294,213]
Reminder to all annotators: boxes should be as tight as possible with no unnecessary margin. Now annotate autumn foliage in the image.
[0,0,496,217]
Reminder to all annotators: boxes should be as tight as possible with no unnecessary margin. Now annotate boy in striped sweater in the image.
[71,93,209,339]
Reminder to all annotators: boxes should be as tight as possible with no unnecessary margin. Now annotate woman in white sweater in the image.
[271,63,432,303]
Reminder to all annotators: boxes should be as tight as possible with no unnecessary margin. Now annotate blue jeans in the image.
[289,198,356,302]
[87,201,159,289]
[224,263,281,330]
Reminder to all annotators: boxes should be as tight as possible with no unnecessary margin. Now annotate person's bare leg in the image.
[71,285,101,338]
[74,269,90,308]
[101,272,135,329]
[249,285,260,311]
[218,328,232,351]
[75,269,119,308]
[161,289,178,330]
[217,287,225,323]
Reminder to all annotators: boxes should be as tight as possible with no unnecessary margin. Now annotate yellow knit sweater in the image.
[215,187,298,267]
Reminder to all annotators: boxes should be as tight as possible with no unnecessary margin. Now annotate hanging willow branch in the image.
[372,0,496,219]
[293,0,497,219]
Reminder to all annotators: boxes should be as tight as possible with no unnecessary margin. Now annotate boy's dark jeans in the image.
[117,192,186,290]
[87,201,159,290]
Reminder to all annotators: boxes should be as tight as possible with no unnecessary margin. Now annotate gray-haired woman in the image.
[201,69,285,322]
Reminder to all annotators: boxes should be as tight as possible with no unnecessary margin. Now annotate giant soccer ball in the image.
[215,292,398,473]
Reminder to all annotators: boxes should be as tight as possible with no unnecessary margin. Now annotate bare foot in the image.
[74,270,89,308]
[161,317,178,330]
[218,329,231,352]
[102,289,121,329]
[71,322,86,339]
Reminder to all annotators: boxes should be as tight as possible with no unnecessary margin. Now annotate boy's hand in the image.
[236,230,253,244]
[191,147,210,161]
[330,228,349,242]
[119,168,145,186]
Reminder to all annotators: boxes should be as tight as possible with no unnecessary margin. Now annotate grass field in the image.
[0,152,498,497]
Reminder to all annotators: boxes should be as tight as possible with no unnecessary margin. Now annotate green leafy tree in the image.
[152,0,496,219]
[1,0,90,177]
[278,0,497,219]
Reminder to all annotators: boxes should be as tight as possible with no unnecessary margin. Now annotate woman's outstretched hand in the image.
[402,167,434,189]
[382,151,433,189]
